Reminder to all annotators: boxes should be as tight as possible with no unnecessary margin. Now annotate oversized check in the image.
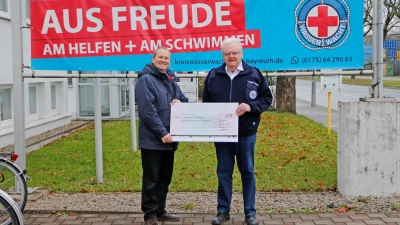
[170,103,238,142]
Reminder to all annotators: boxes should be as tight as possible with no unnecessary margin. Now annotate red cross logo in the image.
[249,90,257,99]
[307,5,339,38]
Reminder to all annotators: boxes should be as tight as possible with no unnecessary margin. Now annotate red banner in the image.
[32,30,260,58]
[31,0,256,58]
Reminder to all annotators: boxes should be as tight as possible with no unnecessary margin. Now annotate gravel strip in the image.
[25,191,400,214]
[5,121,400,214]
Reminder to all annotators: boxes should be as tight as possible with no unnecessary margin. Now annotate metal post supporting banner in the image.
[94,78,103,183]
[11,0,26,170]
[372,0,384,98]
[311,74,316,107]
[327,92,331,135]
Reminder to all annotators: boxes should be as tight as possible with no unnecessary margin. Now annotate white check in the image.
[170,103,238,142]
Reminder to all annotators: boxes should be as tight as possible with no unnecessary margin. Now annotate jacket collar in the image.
[214,60,252,76]
[138,63,175,80]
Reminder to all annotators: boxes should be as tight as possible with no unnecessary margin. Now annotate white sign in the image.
[320,75,342,93]
[170,103,238,142]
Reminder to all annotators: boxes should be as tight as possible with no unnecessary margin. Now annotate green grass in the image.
[297,76,400,88]
[26,112,337,193]
[341,77,400,89]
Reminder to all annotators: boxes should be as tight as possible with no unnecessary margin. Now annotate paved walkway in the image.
[23,212,400,225]
[296,98,339,132]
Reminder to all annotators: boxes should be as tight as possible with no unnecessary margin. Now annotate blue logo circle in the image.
[294,0,350,50]
[249,90,257,99]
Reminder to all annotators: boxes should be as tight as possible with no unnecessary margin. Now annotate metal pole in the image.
[327,92,331,135]
[11,0,26,170]
[22,70,374,78]
[129,79,137,152]
[311,75,316,107]
[372,0,384,98]
[94,78,103,183]
[196,77,199,103]
[372,0,377,94]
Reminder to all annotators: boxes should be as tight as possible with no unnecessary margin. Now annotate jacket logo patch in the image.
[249,90,257,99]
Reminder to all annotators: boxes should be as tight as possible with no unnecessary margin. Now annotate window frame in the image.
[77,78,111,118]
[0,0,10,19]
[0,86,13,127]
[50,83,58,115]
[0,0,30,21]
[28,85,39,120]
[25,0,30,24]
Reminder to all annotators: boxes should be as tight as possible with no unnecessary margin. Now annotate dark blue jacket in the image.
[135,63,188,151]
[202,61,273,137]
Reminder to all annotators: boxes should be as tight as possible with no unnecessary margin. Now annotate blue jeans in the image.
[214,134,257,215]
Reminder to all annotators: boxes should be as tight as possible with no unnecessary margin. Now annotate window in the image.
[67,71,73,85]
[0,88,12,121]
[25,0,30,19]
[0,0,7,12]
[119,78,129,113]
[0,0,9,18]
[0,0,28,19]
[51,84,57,110]
[78,78,110,117]
[29,86,37,115]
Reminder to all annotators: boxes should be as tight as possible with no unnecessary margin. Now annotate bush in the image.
[198,78,205,99]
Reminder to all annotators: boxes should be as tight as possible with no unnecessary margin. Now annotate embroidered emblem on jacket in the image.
[249,90,257,99]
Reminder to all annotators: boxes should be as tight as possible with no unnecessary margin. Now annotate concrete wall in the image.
[338,101,399,197]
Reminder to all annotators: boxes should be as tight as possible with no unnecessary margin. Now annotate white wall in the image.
[0,12,73,149]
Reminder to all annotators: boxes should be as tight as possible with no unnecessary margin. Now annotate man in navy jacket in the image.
[203,37,273,225]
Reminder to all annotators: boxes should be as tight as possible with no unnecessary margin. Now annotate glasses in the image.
[223,51,242,57]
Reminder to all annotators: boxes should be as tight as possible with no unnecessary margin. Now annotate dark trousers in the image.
[141,149,175,221]
[214,134,257,215]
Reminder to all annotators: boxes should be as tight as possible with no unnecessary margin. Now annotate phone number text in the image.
[302,56,353,63]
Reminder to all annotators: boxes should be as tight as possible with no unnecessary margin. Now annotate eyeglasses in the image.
[223,51,242,57]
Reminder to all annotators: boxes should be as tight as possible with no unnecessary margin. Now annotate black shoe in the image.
[144,218,159,225]
[157,212,180,221]
[212,212,230,225]
[245,215,258,225]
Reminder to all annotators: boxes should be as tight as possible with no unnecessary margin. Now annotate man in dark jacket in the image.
[202,38,273,225]
[135,47,188,225]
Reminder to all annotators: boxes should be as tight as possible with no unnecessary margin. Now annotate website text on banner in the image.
[30,0,364,72]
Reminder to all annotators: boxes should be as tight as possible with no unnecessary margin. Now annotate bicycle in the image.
[0,153,28,212]
[0,189,24,225]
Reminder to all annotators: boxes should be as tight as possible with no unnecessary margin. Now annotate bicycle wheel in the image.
[0,189,23,225]
[0,158,27,212]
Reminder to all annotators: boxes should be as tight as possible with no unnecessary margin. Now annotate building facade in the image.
[0,1,73,148]
[0,1,199,149]
[0,2,138,149]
